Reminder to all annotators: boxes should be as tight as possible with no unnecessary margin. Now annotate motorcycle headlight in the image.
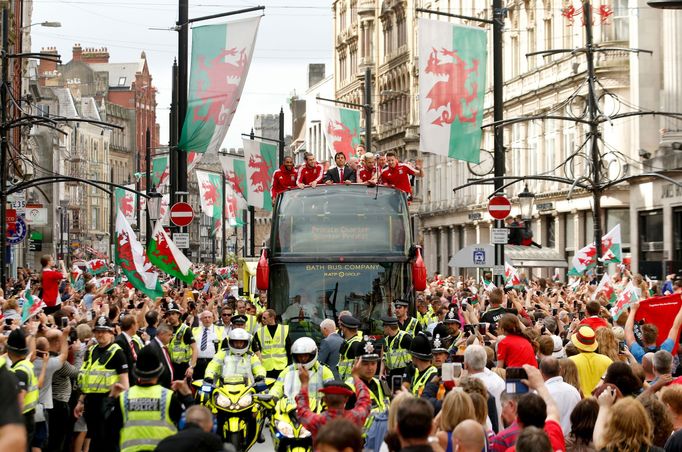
[276,420,295,438]
[300,426,312,438]
[215,393,231,408]
[237,394,253,408]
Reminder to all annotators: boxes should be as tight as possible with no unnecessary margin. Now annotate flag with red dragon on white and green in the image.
[418,19,487,163]
[243,138,278,211]
[177,17,261,155]
[148,221,196,284]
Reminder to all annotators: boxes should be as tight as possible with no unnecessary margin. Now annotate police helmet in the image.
[291,337,318,370]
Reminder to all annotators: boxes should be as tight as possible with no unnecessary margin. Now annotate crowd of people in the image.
[2,253,682,452]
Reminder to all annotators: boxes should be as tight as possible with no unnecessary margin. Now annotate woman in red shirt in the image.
[496,314,538,368]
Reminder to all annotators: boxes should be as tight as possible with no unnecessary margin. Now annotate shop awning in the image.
[448,244,568,268]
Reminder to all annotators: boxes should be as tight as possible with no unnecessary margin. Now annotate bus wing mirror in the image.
[256,248,269,291]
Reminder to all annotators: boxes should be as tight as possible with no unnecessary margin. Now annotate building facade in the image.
[333,0,674,278]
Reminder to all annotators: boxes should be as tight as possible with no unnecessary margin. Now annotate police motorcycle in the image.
[270,337,331,452]
[194,329,276,452]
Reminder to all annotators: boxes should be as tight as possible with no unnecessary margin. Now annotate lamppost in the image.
[518,185,536,223]
[146,185,162,245]
[21,21,61,29]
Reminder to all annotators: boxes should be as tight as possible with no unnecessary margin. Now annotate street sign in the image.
[493,264,505,276]
[170,202,195,227]
[24,204,47,226]
[7,216,27,244]
[7,208,16,224]
[488,196,512,220]
[173,232,190,249]
[491,227,509,244]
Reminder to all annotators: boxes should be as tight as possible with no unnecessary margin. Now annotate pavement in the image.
[248,432,275,452]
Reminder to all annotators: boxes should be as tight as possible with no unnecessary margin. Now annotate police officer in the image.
[270,337,334,405]
[191,311,225,380]
[337,315,362,381]
[421,334,456,413]
[6,329,38,447]
[165,302,198,380]
[253,309,291,379]
[416,297,436,330]
[381,316,412,389]
[204,329,266,384]
[395,300,420,336]
[104,347,195,452]
[404,332,437,396]
[235,299,258,334]
[345,337,389,437]
[75,316,129,452]
[432,306,464,352]
[232,314,261,356]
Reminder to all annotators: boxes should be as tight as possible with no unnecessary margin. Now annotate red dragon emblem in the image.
[120,194,134,217]
[425,47,480,126]
[225,170,244,197]
[326,120,357,160]
[192,48,248,125]
[89,260,105,272]
[150,231,180,273]
[248,155,271,193]
[201,181,219,208]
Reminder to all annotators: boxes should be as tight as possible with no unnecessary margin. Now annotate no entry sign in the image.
[488,196,511,220]
[169,202,195,227]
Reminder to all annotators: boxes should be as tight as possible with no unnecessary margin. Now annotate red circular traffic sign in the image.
[488,196,512,220]
[169,202,195,227]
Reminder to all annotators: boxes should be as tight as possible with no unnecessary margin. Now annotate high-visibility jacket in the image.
[204,350,266,384]
[244,314,258,335]
[131,335,144,350]
[345,376,389,430]
[338,334,362,381]
[78,343,123,394]
[399,317,419,337]
[169,324,192,364]
[192,325,226,353]
[12,358,38,413]
[417,309,436,329]
[384,330,411,371]
[270,362,334,404]
[411,365,438,397]
[119,384,177,452]
[257,324,289,372]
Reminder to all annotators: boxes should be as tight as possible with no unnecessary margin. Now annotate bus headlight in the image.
[300,426,312,437]
[237,394,252,408]
[276,420,295,438]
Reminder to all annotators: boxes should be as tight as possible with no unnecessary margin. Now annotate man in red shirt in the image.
[296,152,324,188]
[41,255,65,314]
[295,360,370,447]
[270,156,298,203]
[579,300,609,331]
[380,151,423,195]
[358,152,379,186]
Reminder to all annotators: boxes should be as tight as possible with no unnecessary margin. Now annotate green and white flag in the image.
[319,104,362,160]
[418,19,487,163]
[178,17,261,154]
[115,209,163,300]
[196,170,223,219]
[151,155,170,188]
[148,221,196,284]
[114,185,137,223]
[219,153,248,209]
[243,138,277,211]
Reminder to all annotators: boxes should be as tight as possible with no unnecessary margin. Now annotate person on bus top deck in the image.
[271,155,298,203]
[394,299,421,337]
[358,152,380,186]
[380,151,424,196]
[324,152,357,185]
[297,152,325,188]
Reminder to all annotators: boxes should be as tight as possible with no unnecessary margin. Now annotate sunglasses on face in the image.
[222,313,232,317]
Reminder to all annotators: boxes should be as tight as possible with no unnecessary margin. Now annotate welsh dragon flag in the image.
[187,151,203,173]
[418,19,487,163]
[85,259,108,275]
[610,282,640,319]
[148,221,196,284]
[151,155,170,187]
[319,104,361,160]
[178,17,261,154]
[569,225,622,276]
[593,273,617,304]
[114,185,137,223]
[115,209,163,300]
[504,262,522,288]
[219,153,248,208]
[20,282,44,323]
[196,170,223,219]
[243,138,277,211]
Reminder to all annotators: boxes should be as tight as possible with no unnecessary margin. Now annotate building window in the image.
[511,35,520,77]
[447,227,453,274]
[543,18,552,54]
[603,0,629,42]
[639,209,664,278]
[91,206,100,230]
[527,26,536,69]
[565,213,575,251]
[673,208,682,264]
[606,208,630,247]
[544,215,555,248]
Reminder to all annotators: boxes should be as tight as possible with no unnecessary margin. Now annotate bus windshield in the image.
[269,261,410,341]
[273,185,409,257]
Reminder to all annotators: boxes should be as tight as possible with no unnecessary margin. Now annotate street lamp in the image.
[518,185,535,220]
[21,21,62,29]
[146,186,163,222]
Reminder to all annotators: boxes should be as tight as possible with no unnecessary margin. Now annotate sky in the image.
[30,0,333,150]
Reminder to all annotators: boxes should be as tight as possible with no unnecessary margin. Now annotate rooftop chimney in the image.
[82,47,110,64]
[72,43,82,61]
[38,47,59,86]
